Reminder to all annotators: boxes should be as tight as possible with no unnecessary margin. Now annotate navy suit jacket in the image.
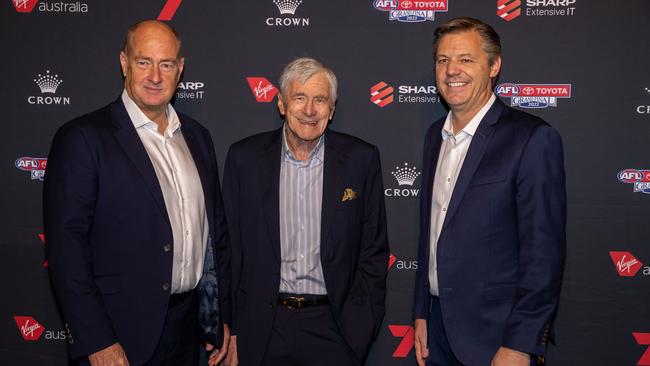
[43,99,231,364]
[413,98,566,365]
[222,128,388,365]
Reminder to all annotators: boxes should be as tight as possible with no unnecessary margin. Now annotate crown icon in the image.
[391,162,420,186]
[34,70,63,94]
[273,0,302,15]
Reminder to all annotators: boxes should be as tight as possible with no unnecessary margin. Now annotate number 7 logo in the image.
[634,332,650,365]
[388,325,414,358]
[157,0,183,21]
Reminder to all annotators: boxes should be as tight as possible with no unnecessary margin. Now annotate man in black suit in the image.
[222,57,389,366]
[44,20,230,365]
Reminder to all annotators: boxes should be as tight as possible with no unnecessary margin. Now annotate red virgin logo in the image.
[12,0,38,13]
[246,77,279,103]
[609,251,643,277]
[14,316,45,341]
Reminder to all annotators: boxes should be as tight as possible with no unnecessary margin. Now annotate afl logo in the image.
[618,169,643,183]
[495,83,520,97]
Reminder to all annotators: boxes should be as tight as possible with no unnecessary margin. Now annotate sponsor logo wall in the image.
[3,0,650,365]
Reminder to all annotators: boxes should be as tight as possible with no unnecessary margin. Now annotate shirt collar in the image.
[281,124,325,164]
[441,93,496,140]
[121,89,180,137]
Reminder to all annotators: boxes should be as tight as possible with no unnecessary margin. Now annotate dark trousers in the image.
[261,304,359,366]
[77,291,199,366]
[426,296,542,366]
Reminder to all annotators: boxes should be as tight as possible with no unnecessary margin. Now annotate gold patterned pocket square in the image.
[341,188,358,202]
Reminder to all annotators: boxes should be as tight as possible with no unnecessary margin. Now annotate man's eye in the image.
[437,59,448,65]
[461,58,473,63]
[160,63,175,71]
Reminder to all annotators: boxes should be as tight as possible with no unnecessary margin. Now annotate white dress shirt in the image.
[121,90,208,294]
[429,94,496,296]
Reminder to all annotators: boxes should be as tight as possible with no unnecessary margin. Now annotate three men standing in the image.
[413,17,566,366]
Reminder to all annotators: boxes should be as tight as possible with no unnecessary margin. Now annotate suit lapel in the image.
[110,99,170,224]
[441,99,504,232]
[320,131,346,260]
[422,121,444,246]
[258,129,283,262]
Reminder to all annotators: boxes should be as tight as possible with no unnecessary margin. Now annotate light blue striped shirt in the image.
[278,126,327,295]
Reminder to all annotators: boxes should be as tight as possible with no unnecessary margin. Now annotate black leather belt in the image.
[278,293,329,309]
[169,290,194,306]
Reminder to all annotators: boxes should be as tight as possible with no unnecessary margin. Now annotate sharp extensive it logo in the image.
[14,316,45,341]
[385,162,420,198]
[388,325,415,357]
[267,0,309,26]
[176,81,205,100]
[373,0,448,23]
[370,82,394,108]
[618,169,650,194]
[495,83,571,108]
[12,0,38,13]
[246,77,279,103]
[609,251,643,277]
[497,0,521,21]
[634,332,650,366]
[15,157,47,181]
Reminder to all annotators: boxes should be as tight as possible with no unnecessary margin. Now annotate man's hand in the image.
[206,324,230,366]
[414,318,429,366]
[491,346,530,366]
[224,334,238,366]
[88,343,129,366]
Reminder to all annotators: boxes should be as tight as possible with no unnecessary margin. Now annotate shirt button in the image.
[163,244,172,252]
[185,230,190,236]
[447,177,451,182]
[162,283,170,291]
[300,254,305,259]
[442,207,447,212]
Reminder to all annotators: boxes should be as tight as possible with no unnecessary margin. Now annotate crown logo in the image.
[391,162,420,186]
[33,70,62,94]
[273,0,302,15]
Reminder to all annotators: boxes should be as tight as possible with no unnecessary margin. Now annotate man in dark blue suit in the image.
[222,57,388,366]
[413,18,566,366]
[44,20,230,365]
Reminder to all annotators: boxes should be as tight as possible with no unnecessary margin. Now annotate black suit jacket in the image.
[222,128,388,365]
[44,99,230,364]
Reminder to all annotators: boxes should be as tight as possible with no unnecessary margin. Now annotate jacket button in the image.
[163,244,172,252]
[162,283,170,291]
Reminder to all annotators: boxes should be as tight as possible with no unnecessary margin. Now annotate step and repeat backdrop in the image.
[2,0,650,365]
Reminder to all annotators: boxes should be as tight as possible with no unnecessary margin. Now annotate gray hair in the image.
[279,57,338,105]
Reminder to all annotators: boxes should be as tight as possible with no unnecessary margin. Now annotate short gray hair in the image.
[279,57,338,105]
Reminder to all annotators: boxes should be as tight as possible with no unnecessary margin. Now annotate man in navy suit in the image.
[412,18,566,366]
[44,20,230,365]
[222,57,388,366]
